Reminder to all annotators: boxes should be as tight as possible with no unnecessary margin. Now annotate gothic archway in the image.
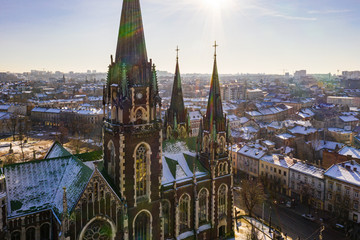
[134,210,152,240]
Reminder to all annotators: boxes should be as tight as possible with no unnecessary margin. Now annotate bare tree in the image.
[240,179,265,217]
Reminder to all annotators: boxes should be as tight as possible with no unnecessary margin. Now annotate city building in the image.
[324,160,360,223]
[289,161,325,210]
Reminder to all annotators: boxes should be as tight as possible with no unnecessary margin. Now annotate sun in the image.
[201,0,232,12]
[203,0,221,8]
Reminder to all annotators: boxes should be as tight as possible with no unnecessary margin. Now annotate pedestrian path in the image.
[234,207,292,240]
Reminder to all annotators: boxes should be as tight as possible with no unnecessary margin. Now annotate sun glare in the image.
[200,0,233,12]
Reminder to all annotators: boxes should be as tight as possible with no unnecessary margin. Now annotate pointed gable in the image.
[44,141,71,159]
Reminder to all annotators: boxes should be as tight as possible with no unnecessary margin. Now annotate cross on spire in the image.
[213,41,218,57]
[176,46,180,60]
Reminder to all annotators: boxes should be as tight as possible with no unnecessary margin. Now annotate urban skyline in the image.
[1,0,360,74]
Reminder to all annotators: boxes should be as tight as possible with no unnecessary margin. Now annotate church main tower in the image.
[103,0,162,238]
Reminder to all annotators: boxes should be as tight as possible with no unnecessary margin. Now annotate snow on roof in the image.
[238,145,266,159]
[338,146,360,159]
[0,104,10,110]
[288,126,317,135]
[44,142,72,159]
[328,128,352,134]
[310,140,344,151]
[276,133,295,140]
[0,112,10,120]
[263,140,275,146]
[324,161,360,187]
[260,155,294,168]
[240,117,249,124]
[339,115,359,122]
[162,151,208,185]
[5,156,92,218]
[290,161,324,179]
[189,111,202,120]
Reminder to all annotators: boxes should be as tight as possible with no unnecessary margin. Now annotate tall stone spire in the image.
[115,0,148,66]
[169,46,186,122]
[164,46,189,139]
[205,41,225,133]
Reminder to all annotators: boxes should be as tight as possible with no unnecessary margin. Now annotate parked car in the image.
[333,223,345,233]
[302,214,315,221]
[286,201,292,208]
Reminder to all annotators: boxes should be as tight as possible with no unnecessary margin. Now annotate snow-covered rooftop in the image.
[260,155,294,168]
[238,145,266,159]
[5,156,92,218]
[324,161,360,187]
[339,115,359,122]
[290,161,324,179]
[162,151,208,186]
[338,146,360,159]
[288,126,317,135]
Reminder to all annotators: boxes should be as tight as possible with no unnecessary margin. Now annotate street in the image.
[234,191,348,240]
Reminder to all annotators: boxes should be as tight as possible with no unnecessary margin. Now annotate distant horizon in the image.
[1,69,341,76]
[1,0,360,74]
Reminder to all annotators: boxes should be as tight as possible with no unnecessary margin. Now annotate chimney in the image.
[346,165,351,170]
[354,167,357,172]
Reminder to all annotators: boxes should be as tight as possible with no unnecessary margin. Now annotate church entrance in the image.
[135,211,151,240]
[218,225,226,239]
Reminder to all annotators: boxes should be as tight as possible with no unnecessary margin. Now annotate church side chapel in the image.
[0,0,234,239]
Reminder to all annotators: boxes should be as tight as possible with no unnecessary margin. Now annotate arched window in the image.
[83,219,113,240]
[136,109,143,120]
[199,189,208,223]
[108,141,115,177]
[203,135,209,152]
[40,224,50,240]
[136,144,148,199]
[219,137,226,154]
[26,227,36,240]
[179,194,190,231]
[162,201,170,236]
[11,231,21,240]
[180,126,187,139]
[134,211,150,240]
[218,184,227,219]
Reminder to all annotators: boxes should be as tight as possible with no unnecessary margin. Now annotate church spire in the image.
[169,46,185,117]
[115,0,148,66]
[205,41,225,133]
[164,46,189,139]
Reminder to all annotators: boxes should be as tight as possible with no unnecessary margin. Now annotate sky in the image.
[0,0,360,74]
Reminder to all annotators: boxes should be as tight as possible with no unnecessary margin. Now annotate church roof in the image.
[162,151,208,186]
[115,0,148,66]
[4,155,92,219]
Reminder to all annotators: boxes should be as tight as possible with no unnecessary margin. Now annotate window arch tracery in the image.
[199,188,209,223]
[218,184,228,219]
[135,144,149,199]
[179,194,190,231]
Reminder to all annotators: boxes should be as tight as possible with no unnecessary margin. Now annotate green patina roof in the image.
[4,153,92,219]
[183,153,207,174]
[75,150,103,162]
[165,157,178,179]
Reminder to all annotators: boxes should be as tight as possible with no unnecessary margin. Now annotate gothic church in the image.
[0,0,234,239]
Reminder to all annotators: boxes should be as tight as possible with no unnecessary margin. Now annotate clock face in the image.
[136,92,143,99]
